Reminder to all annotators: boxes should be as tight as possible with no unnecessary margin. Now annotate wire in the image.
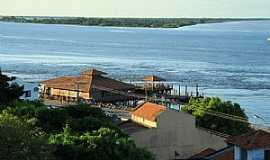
[92,85,268,128]
[188,105,248,121]
[186,105,269,128]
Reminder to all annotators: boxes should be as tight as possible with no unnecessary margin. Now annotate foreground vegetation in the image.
[0,16,268,28]
[182,97,250,136]
[0,70,24,105]
[0,102,155,160]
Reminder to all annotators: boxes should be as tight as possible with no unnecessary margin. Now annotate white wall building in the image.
[20,82,39,101]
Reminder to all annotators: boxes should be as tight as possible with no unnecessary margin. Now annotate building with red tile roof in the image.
[186,129,270,160]
[226,129,270,150]
[131,102,166,128]
[141,75,172,94]
[186,146,234,160]
[188,148,216,159]
[227,129,270,160]
[40,68,136,103]
[143,75,165,82]
[127,102,226,160]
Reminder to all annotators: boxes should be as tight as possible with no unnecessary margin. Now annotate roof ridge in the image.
[226,129,270,150]
[80,68,107,76]
[132,101,147,112]
[132,102,166,122]
[205,146,234,159]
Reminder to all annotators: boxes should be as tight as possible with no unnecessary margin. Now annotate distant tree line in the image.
[0,16,267,28]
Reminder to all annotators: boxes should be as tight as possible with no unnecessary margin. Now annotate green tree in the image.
[0,70,24,105]
[49,126,155,160]
[64,104,107,119]
[0,111,55,160]
[1,102,155,160]
[36,107,70,133]
[182,97,250,136]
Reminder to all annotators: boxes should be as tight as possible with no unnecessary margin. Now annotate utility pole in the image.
[76,83,80,105]
[178,83,181,96]
[185,85,188,96]
[145,87,148,101]
[76,81,86,105]
[196,83,199,97]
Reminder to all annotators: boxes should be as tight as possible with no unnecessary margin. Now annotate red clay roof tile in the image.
[143,75,165,82]
[226,129,270,150]
[132,102,166,121]
[189,148,216,159]
[41,69,135,94]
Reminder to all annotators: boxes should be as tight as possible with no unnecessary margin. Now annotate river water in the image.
[0,21,270,125]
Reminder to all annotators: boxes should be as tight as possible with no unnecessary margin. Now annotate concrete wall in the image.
[248,149,264,160]
[91,88,130,102]
[131,115,157,128]
[20,82,39,101]
[235,146,241,160]
[42,86,90,99]
[130,110,226,160]
[41,86,131,102]
[235,146,265,160]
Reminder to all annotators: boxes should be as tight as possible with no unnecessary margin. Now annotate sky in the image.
[0,0,270,18]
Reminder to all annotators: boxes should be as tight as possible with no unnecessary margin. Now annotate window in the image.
[265,150,270,160]
[240,148,247,160]
[34,87,39,92]
[46,87,52,95]
[25,90,31,97]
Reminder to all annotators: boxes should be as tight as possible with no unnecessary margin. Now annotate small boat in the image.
[268,38,270,41]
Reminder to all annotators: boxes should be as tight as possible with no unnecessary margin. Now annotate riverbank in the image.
[1,16,269,28]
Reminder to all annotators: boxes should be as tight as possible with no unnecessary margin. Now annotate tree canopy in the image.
[182,97,250,136]
[0,101,155,160]
[0,70,24,105]
[0,111,54,160]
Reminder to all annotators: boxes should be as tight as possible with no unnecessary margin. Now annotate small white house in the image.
[20,82,39,101]
[3,72,38,101]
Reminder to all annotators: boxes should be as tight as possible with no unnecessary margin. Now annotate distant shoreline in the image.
[0,16,269,28]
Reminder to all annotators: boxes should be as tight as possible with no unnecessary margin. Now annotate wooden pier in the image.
[130,75,203,105]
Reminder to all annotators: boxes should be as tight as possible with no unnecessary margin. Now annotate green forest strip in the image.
[0,16,269,28]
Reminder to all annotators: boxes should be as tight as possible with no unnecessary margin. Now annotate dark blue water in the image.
[1,21,270,125]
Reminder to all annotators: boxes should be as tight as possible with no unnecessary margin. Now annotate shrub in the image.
[182,97,250,136]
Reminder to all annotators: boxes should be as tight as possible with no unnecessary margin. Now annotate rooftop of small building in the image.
[81,69,107,76]
[118,120,149,135]
[41,68,135,92]
[131,102,166,122]
[226,129,270,150]
[143,75,165,82]
[186,146,234,160]
[188,148,216,159]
